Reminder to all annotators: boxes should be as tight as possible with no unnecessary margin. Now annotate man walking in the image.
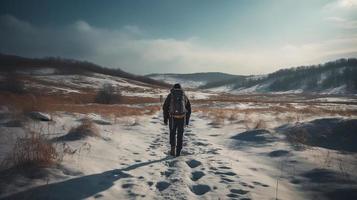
[163,83,191,157]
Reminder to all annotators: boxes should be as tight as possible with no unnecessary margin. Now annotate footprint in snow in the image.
[161,169,175,178]
[156,181,171,191]
[218,166,231,170]
[186,159,202,168]
[214,171,237,176]
[230,188,249,195]
[226,193,240,198]
[191,171,205,181]
[252,181,269,187]
[190,184,211,195]
[166,160,178,167]
[206,148,220,155]
[240,182,255,189]
[192,141,209,146]
[147,181,154,186]
[220,177,235,183]
[122,183,135,189]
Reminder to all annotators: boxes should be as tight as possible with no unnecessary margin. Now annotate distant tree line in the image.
[200,58,357,93]
[268,58,357,92]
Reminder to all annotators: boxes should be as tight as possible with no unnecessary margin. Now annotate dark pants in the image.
[169,117,185,151]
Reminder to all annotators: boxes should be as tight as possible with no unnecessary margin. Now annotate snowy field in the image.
[0,71,357,200]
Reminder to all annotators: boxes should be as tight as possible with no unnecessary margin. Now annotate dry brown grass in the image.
[195,102,357,132]
[227,113,239,122]
[194,93,357,106]
[243,113,254,129]
[195,103,357,119]
[61,142,92,156]
[253,119,267,129]
[0,91,160,117]
[195,107,268,129]
[199,109,227,126]
[1,126,59,169]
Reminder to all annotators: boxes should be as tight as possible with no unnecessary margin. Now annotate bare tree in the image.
[95,83,122,104]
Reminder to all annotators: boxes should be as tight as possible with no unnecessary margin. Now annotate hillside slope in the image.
[0,53,169,88]
[146,72,242,88]
[208,58,357,94]
[0,54,218,102]
[149,59,357,94]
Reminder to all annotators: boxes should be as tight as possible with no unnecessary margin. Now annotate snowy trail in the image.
[114,113,273,200]
[0,112,306,200]
[143,114,246,200]
[132,112,308,200]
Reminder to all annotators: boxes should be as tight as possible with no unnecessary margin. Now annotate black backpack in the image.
[169,89,187,116]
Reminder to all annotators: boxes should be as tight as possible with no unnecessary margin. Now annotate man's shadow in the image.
[1,156,173,200]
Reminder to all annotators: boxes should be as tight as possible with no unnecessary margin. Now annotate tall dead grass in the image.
[0,91,160,118]
[195,103,357,118]
[242,114,267,130]
[1,124,59,170]
[253,119,267,129]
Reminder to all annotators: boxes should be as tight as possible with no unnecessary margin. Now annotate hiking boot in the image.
[170,146,175,156]
[176,149,181,157]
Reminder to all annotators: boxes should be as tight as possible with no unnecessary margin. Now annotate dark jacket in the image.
[163,89,191,125]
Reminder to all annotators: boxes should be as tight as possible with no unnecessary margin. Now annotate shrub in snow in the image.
[95,83,122,104]
[59,119,99,141]
[1,125,59,169]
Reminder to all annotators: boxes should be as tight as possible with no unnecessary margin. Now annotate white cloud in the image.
[324,0,357,10]
[74,20,92,32]
[336,0,357,8]
[281,36,357,60]
[0,15,356,75]
[326,16,357,29]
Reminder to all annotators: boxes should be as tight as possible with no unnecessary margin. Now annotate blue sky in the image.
[0,0,356,75]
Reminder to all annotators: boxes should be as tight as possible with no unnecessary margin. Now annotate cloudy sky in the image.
[0,0,356,75]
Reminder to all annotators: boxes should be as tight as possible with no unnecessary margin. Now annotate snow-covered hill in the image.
[1,55,357,200]
[146,72,240,89]
[148,59,357,95]
[0,54,217,100]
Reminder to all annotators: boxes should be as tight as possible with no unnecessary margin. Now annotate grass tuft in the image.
[60,119,99,141]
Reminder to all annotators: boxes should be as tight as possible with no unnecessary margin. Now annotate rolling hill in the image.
[148,58,357,94]
[0,53,170,88]
[146,72,242,88]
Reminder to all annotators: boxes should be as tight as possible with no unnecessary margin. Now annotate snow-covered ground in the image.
[0,111,297,200]
[1,69,357,200]
[23,72,216,100]
[36,73,152,91]
[208,85,234,93]
[17,67,58,75]
[1,99,357,200]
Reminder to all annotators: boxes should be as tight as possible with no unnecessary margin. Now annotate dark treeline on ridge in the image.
[0,53,170,88]
[201,58,357,93]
